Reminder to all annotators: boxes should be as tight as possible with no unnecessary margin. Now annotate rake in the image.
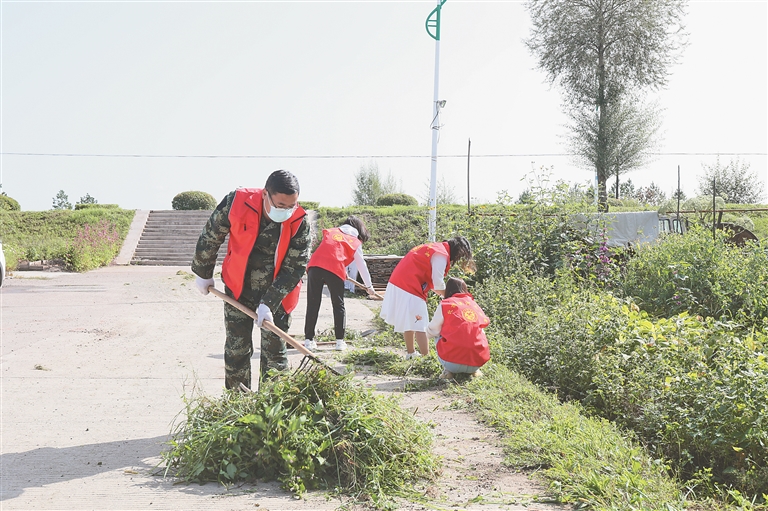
[207,286,342,376]
[346,278,385,301]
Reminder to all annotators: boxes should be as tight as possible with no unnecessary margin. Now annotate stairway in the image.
[131,210,227,266]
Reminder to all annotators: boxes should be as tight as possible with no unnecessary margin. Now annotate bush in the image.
[0,195,20,211]
[376,193,418,206]
[74,203,120,210]
[620,226,768,326]
[592,311,768,496]
[299,201,319,211]
[172,191,217,210]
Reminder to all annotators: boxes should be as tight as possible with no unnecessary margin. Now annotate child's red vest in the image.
[388,242,450,300]
[221,188,306,313]
[307,227,362,281]
[436,293,490,367]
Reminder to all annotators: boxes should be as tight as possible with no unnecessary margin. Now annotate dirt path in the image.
[1,266,563,510]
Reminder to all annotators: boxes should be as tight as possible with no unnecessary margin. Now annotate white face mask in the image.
[265,193,297,223]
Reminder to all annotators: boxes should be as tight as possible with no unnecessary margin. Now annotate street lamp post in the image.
[426,0,446,242]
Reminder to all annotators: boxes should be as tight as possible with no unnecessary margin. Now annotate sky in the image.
[1,0,766,212]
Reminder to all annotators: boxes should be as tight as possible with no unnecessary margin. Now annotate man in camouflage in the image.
[191,170,311,390]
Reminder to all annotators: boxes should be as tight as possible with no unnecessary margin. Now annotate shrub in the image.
[74,203,120,210]
[593,310,768,496]
[620,226,768,326]
[0,195,20,211]
[299,201,319,211]
[172,191,217,210]
[376,193,418,206]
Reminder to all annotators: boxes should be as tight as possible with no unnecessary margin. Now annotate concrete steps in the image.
[130,210,228,266]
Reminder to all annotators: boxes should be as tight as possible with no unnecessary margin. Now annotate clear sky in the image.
[1,0,766,212]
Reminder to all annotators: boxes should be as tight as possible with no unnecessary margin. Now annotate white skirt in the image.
[379,283,429,333]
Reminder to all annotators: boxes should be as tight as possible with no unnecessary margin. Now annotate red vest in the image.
[388,242,450,300]
[221,188,306,313]
[307,227,362,281]
[436,293,490,367]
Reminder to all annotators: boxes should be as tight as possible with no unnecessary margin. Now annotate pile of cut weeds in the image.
[162,368,439,508]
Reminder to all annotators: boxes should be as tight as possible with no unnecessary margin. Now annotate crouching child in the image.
[426,277,490,379]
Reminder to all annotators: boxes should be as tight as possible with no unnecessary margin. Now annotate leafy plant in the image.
[620,226,768,326]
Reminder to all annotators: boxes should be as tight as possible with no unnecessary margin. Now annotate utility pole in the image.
[426,0,446,242]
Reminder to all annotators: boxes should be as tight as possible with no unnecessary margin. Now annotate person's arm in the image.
[353,247,374,290]
[260,217,312,311]
[191,192,233,279]
[426,305,444,339]
[431,253,448,296]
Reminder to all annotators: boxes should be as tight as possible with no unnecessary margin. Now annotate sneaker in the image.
[335,339,348,351]
[471,369,483,378]
[304,339,317,351]
[405,351,422,360]
[439,370,455,380]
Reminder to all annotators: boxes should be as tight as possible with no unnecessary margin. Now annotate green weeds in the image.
[163,369,439,509]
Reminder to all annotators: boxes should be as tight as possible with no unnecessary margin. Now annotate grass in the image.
[0,208,135,271]
[449,363,687,510]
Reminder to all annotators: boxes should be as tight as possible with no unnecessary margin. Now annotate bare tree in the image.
[525,0,687,210]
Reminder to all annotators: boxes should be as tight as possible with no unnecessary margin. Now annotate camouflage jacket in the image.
[191,191,311,311]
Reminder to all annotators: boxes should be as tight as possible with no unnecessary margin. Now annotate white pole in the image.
[428,37,440,242]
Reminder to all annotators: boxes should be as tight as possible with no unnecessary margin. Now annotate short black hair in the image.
[265,170,300,196]
[341,215,370,242]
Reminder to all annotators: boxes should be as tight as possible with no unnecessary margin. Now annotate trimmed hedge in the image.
[300,201,319,211]
[0,195,20,211]
[172,191,217,210]
[74,203,120,210]
[377,193,418,206]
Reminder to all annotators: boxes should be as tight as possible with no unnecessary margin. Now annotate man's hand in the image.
[367,287,377,297]
[195,276,215,295]
[255,303,273,328]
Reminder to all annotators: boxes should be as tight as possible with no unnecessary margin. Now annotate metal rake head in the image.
[294,354,342,377]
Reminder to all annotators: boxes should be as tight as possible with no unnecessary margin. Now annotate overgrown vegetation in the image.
[163,369,439,509]
[325,172,768,507]
[0,208,134,271]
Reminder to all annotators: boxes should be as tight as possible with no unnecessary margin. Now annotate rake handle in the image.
[347,278,384,300]
[207,286,314,358]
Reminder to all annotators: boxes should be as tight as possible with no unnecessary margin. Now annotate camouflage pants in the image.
[223,284,291,391]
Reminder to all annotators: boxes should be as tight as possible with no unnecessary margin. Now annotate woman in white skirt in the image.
[380,236,474,359]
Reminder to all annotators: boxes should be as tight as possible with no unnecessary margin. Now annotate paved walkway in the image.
[0,266,378,510]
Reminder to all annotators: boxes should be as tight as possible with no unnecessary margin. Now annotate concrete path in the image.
[0,266,378,510]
